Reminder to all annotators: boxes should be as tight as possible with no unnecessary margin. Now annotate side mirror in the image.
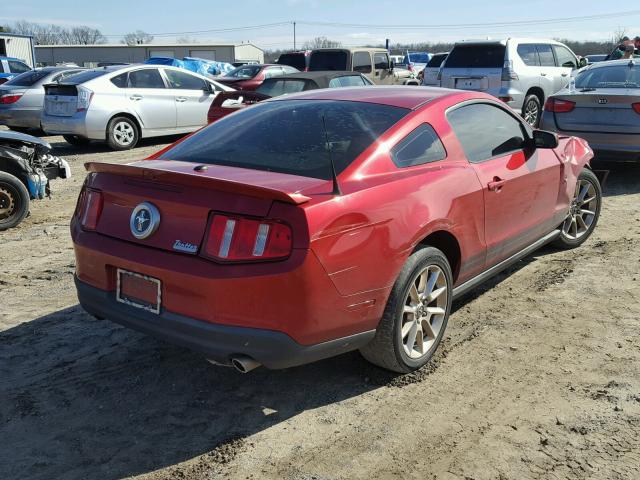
[532,129,559,149]
[578,57,587,68]
[205,82,216,93]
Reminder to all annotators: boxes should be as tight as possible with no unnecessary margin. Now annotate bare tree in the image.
[10,20,105,45]
[612,27,628,45]
[176,36,197,44]
[302,36,342,49]
[122,31,154,45]
[68,26,105,45]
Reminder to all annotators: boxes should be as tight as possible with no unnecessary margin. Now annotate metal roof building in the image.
[0,33,36,67]
[34,43,264,67]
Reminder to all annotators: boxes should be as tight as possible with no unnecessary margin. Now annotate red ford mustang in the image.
[72,87,602,373]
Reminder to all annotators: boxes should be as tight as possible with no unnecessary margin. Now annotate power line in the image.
[99,22,291,38]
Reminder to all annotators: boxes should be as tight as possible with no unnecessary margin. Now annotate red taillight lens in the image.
[544,98,576,113]
[78,189,103,230]
[0,94,23,104]
[204,214,293,262]
[632,103,640,114]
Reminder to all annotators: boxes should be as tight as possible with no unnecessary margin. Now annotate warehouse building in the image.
[34,42,264,67]
[0,33,36,67]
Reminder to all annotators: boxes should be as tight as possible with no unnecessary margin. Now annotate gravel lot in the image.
[1,129,639,480]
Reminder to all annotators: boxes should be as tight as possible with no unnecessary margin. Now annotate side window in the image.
[353,52,372,74]
[328,75,366,88]
[536,44,556,67]
[374,53,390,70]
[553,45,577,69]
[8,61,30,74]
[111,73,128,88]
[127,69,165,88]
[164,69,206,90]
[447,103,526,164]
[391,124,447,168]
[517,44,539,66]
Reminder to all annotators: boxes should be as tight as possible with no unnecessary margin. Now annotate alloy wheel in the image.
[113,121,135,146]
[562,178,598,240]
[401,265,448,359]
[523,99,539,126]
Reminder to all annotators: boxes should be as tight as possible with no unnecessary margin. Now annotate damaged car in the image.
[0,130,71,230]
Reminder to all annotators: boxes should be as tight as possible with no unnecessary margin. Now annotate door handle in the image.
[561,73,568,77]
[176,97,187,102]
[129,95,142,101]
[540,72,547,76]
[488,177,506,192]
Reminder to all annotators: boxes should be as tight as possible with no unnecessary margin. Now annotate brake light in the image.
[78,189,103,230]
[501,60,519,81]
[544,98,576,113]
[77,86,94,112]
[0,93,23,104]
[632,103,640,114]
[203,214,292,262]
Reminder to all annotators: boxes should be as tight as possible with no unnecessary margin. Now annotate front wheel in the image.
[360,246,453,373]
[0,171,30,231]
[522,94,542,127]
[552,168,602,249]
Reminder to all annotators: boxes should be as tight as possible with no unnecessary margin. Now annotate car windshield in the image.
[4,69,51,86]
[575,63,640,89]
[445,45,506,68]
[224,65,262,79]
[309,51,348,71]
[160,99,409,180]
[407,53,430,63]
[277,54,307,71]
[256,79,309,97]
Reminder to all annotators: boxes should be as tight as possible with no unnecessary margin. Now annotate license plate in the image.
[48,101,68,115]
[456,78,482,90]
[116,269,161,314]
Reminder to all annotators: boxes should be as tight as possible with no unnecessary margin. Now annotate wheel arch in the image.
[525,86,545,106]
[106,112,142,139]
[414,229,462,283]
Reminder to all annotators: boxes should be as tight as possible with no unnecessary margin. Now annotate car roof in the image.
[582,58,638,69]
[455,37,567,46]
[262,71,366,89]
[0,56,26,62]
[270,85,462,110]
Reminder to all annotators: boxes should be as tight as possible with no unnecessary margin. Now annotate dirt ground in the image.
[1,128,639,480]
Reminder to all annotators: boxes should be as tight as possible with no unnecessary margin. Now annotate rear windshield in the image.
[4,69,50,86]
[160,99,409,180]
[427,54,448,68]
[575,64,640,89]
[309,51,348,71]
[58,69,110,84]
[256,79,310,97]
[445,45,506,68]
[224,65,261,79]
[406,53,430,64]
[277,54,307,71]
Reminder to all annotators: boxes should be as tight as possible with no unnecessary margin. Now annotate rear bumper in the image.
[41,111,105,139]
[0,107,41,129]
[75,276,374,369]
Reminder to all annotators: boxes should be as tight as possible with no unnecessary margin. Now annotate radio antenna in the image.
[321,114,341,196]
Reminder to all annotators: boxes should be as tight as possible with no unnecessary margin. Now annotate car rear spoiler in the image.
[85,162,312,205]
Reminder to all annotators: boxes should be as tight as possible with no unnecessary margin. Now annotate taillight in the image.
[0,93,23,104]
[501,60,519,81]
[203,214,292,262]
[544,98,576,113]
[77,86,94,112]
[78,189,103,230]
[632,103,640,114]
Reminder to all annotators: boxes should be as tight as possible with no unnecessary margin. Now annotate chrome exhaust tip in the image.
[230,355,261,374]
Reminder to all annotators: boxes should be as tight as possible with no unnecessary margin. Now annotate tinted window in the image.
[60,69,110,84]
[553,45,577,69]
[111,73,128,88]
[309,51,348,71]
[575,64,640,88]
[426,54,448,67]
[277,53,307,71]
[374,53,390,70]
[391,124,446,168]
[8,61,30,74]
[256,79,309,96]
[128,69,165,88]
[4,69,50,86]
[517,44,539,66]
[536,44,556,67]
[165,69,206,90]
[329,75,367,87]
[447,103,526,163]
[160,100,409,180]
[224,65,261,78]
[445,45,506,68]
[51,70,83,83]
[353,52,372,73]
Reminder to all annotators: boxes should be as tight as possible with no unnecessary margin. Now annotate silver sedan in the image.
[540,59,640,161]
[41,65,233,150]
[0,67,84,131]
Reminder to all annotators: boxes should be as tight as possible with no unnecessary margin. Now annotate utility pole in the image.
[293,21,296,50]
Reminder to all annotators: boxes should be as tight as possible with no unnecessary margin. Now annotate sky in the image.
[1,1,636,49]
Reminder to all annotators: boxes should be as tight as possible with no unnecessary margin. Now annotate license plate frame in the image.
[116,268,161,314]
[455,78,482,90]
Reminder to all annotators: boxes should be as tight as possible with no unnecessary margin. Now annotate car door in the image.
[535,44,558,98]
[552,44,578,91]
[447,102,561,267]
[373,52,394,85]
[162,68,216,129]
[125,68,176,131]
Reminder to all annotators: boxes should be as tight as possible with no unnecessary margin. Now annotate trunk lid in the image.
[43,84,78,117]
[440,44,505,92]
[85,160,328,254]
[552,89,640,134]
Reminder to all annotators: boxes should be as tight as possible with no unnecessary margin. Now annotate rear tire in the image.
[552,168,602,249]
[522,94,542,127]
[8,126,30,134]
[63,135,91,146]
[106,116,139,150]
[0,172,30,231]
[360,246,453,373]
